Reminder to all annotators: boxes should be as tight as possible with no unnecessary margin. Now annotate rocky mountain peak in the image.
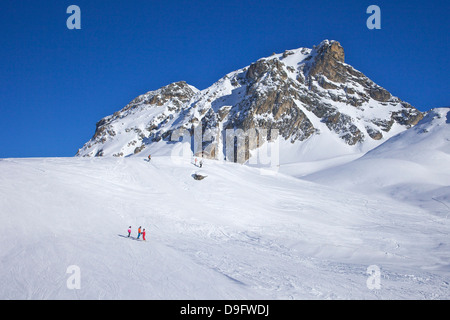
[317,40,345,63]
[77,40,423,163]
[306,40,346,83]
[125,81,198,112]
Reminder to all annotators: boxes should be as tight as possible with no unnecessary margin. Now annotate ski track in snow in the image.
[0,157,449,299]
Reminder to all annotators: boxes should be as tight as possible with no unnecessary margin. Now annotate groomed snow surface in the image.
[0,152,449,299]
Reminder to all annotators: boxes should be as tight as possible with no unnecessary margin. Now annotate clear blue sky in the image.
[0,0,448,158]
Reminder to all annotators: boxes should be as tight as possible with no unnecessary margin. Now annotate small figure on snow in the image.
[137,226,142,239]
[199,160,203,168]
[194,158,198,166]
[127,226,131,237]
[142,228,146,241]
[147,154,151,162]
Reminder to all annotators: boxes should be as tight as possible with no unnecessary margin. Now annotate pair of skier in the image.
[128,226,146,240]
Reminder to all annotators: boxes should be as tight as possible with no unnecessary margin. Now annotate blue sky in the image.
[0,0,448,158]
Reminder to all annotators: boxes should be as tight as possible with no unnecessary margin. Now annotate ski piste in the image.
[1,146,449,299]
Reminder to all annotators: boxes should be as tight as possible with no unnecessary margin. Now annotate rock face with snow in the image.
[77,40,423,162]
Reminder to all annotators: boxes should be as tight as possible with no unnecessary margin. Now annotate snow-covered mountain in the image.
[2,109,448,299]
[76,40,423,162]
[3,40,448,301]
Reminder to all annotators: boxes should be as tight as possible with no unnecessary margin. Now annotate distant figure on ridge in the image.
[142,228,146,241]
[127,226,131,237]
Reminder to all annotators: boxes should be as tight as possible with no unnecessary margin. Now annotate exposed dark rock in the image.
[307,40,347,83]
[369,86,391,102]
[192,173,207,180]
[366,127,383,140]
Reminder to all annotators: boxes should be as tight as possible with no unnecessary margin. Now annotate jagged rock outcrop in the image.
[77,40,423,163]
[78,81,198,157]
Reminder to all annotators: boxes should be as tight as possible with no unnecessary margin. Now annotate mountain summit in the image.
[76,40,423,162]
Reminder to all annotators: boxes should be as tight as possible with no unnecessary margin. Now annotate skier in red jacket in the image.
[142,228,146,241]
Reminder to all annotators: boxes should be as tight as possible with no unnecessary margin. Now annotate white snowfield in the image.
[1,110,449,300]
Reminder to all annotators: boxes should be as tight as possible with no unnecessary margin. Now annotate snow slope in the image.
[0,155,449,299]
[304,108,450,216]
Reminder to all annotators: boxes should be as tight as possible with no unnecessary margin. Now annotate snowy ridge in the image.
[304,108,450,215]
